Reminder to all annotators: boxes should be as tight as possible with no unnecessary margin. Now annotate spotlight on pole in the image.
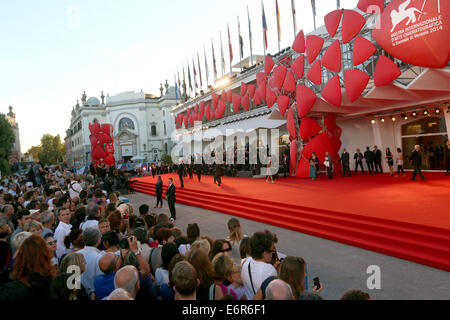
[381,118,385,123]
[391,116,396,122]
[371,120,375,124]
[435,108,440,114]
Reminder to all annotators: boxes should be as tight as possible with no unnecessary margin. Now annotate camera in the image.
[119,237,129,249]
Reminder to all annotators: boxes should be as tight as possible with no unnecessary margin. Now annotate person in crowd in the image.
[114,265,140,299]
[209,239,232,261]
[68,175,83,200]
[324,151,333,179]
[211,253,238,300]
[239,237,251,264]
[172,261,199,300]
[186,247,222,300]
[0,223,12,286]
[226,218,245,265]
[410,145,426,181]
[354,149,365,175]
[265,279,294,300]
[0,235,55,300]
[341,290,371,300]
[9,209,32,255]
[166,178,176,222]
[395,148,406,177]
[228,262,246,300]
[80,202,100,231]
[54,208,72,260]
[0,204,15,234]
[24,220,43,235]
[77,227,104,299]
[155,176,163,209]
[195,161,203,182]
[179,223,201,255]
[102,231,120,254]
[340,149,351,177]
[241,230,279,300]
[155,242,179,287]
[364,146,374,175]
[44,234,58,274]
[132,226,151,263]
[94,252,119,300]
[62,229,85,259]
[373,145,383,174]
[309,153,318,181]
[149,228,175,275]
[386,147,394,176]
[214,164,223,187]
[39,210,55,238]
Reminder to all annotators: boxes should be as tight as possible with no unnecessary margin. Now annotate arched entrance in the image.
[401,117,448,170]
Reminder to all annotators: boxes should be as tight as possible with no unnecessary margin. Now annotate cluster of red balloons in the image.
[89,122,115,167]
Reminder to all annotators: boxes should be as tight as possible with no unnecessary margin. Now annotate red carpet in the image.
[132,172,450,271]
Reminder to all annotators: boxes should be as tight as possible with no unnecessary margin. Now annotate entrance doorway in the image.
[401,117,448,170]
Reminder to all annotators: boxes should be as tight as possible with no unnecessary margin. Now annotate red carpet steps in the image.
[131,179,450,272]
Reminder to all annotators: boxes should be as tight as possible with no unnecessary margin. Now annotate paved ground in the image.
[127,192,450,300]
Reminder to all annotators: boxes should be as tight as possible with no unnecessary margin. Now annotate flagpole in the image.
[291,0,297,36]
[276,0,280,53]
[238,16,242,73]
[312,0,317,30]
[228,23,232,77]
[247,6,254,67]
[204,44,209,88]
[261,0,267,56]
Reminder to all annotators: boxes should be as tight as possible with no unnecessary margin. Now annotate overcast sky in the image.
[0,0,359,153]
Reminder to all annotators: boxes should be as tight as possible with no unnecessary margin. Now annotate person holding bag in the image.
[324,152,333,180]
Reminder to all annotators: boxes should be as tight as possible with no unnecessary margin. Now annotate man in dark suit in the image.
[177,161,185,188]
[354,149,365,175]
[410,145,426,181]
[373,146,383,174]
[283,151,290,177]
[155,176,163,208]
[340,149,351,177]
[215,164,223,186]
[364,146,374,175]
[166,177,176,221]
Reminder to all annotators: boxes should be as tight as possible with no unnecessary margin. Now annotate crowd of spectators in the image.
[0,165,370,301]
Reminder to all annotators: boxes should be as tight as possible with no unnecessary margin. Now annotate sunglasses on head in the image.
[221,247,232,252]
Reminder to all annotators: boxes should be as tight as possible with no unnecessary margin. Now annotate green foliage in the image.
[161,153,173,165]
[0,113,15,175]
[24,145,42,162]
[37,134,66,165]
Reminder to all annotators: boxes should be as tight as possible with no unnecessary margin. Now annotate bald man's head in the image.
[114,266,140,298]
[265,279,294,300]
[98,252,117,274]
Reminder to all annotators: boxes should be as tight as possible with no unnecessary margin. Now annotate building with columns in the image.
[65,82,177,168]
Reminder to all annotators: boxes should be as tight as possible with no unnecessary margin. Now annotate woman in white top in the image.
[265,157,274,184]
[155,243,179,287]
[226,218,245,265]
[395,148,406,178]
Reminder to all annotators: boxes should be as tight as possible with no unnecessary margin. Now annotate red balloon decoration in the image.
[257,82,267,102]
[241,82,248,96]
[101,124,113,135]
[290,139,298,175]
[292,55,305,79]
[272,65,287,92]
[306,35,324,64]
[322,40,341,73]
[248,84,256,99]
[341,10,366,44]
[292,30,305,53]
[374,55,401,87]
[89,135,98,147]
[227,90,233,103]
[232,94,241,113]
[264,56,275,75]
[212,93,219,109]
[266,88,277,109]
[256,72,267,86]
[253,90,262,105]
[89,122,101,136]
[287,108,297,139]
[296,85,317,118]
[324,10,342,38]
[282,70,296,92]
[277,96,290,117]
[92,145,106,160]
[344,70,370,102]
[300,117,322,140]
[324,114,338,135]
[242,93,250,111]
[322,75,342,107]
[353,36,376,66]
[301,132,333,163]
[307,60,322,85]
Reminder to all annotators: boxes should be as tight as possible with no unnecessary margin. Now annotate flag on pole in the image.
[227,23,233,66]
[182,65,187,96]
[262,0,268,51]
[291,0,297,36]
[177,67,181,96]
[336,0,340,9]
[238,16,244,60]
[188,61,192,92]
[204,44,209,86]
[247,6,253,65]
[174,72,179,101]
[311,0,317,30]
[197,51,203,89]
[212,39,217,80]
[192,56,198,90]
[275,0,281,47]
[220,31,226,75]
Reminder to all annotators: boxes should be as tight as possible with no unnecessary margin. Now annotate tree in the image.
[38,134,66,165]
[161,154,173,165]
[0,113,15,175]
[24,145,42,162]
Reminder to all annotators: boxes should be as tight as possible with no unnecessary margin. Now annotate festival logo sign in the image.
[372,0,449,68]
